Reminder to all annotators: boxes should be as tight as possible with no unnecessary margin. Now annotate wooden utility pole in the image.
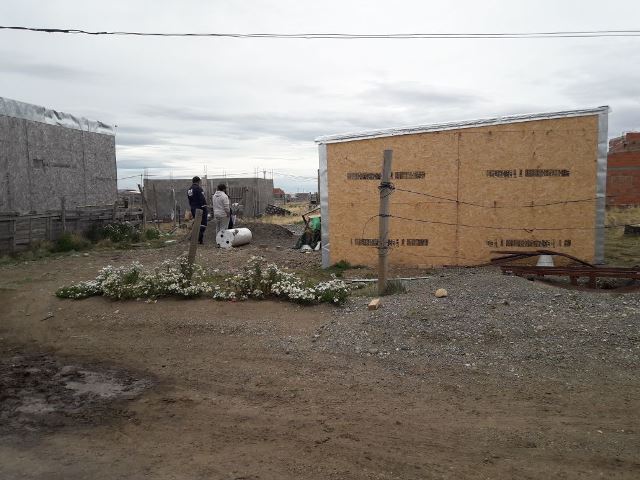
[378,150,393,296]
[187,208,203,276]
[137,184,147,232]
[151,183,161,231]
[171,187,177,228]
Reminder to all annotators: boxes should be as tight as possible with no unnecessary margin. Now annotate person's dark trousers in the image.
[191,207,208,244]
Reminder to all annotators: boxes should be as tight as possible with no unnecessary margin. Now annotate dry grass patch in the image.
[605,207,640,266]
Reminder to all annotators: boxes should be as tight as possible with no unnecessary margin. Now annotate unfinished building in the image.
[0,97,116,214]
[316,107,609,268]
[607,132,640,207]
[143,177,274,220]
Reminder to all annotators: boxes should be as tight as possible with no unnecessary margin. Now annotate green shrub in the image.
[144,228,160,240]
[332,260,352,270]
[84,222,144,244]
[52,233,91,252]
[327,260,366,278]
[102,223,141,243]
[84,224,105,243]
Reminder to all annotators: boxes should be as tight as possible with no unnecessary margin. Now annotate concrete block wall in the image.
[144,178,274,220]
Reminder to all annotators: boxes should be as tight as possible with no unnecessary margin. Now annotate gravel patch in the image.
[313,268,640,381]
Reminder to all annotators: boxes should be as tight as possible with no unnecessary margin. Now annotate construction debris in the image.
[368,298,382,310]
[501,265,640,289]
[265,204,292,216]
[488,249,596,268]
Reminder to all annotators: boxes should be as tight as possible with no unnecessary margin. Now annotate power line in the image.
[272,171,317,180]
[394,187,606,209]
[386,213,633,232]
[3,26,640,39]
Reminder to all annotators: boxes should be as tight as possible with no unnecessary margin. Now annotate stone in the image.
[368,298,382,310]
[435,288,448,298]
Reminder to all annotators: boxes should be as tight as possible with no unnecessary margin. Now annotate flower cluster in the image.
[55,280,103,299]
[214,256,350,305]
[56,255,211,300]
[56,255,351,306]
[101,223,141,243]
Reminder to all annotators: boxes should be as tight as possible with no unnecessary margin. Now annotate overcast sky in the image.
[1,0,639,192]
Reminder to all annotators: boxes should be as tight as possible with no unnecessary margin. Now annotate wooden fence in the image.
[0,204,143,253]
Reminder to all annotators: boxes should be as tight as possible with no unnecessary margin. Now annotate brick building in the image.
[607,132,640,207]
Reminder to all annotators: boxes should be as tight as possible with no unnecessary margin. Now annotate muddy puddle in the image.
[0,350,152,434]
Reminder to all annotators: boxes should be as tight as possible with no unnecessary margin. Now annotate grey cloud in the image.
[608,105,640,136]
[116,123,238,149]
[361,82,486,108]
[117,133,159,147]
[561,73,640,104]
[116,158,175,170]
[137,105,337,141]
[137,104,437,142]
[0,57,97,80]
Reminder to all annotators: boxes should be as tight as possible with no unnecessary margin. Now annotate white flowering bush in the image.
[56,255,211,300]
[55,280,104,299]
[57,255,350,305]
[214,256,350,305]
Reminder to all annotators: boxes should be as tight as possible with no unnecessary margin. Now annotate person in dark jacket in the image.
[187,176,208,244]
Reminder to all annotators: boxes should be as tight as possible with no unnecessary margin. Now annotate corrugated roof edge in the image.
[0,96,115,136]
[315,106,610,144]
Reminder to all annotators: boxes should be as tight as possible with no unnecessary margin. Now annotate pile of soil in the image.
[236,221,295,246]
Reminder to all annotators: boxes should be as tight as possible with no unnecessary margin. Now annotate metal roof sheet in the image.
[315,106,610,144]
[0,96,114,136]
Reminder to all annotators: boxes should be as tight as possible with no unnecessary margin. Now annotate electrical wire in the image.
[393,187,607,209]
[272,171,317,180]
[3,26,640,39]
[386,213,633,231]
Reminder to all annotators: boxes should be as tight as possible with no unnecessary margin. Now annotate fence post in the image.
[378,150,393,296]
[172,187,177,228]
[138,184,147,232]
[187,208,203,277]
[152,183,160,230]
[61,196,67,233]
[10,219,17,252]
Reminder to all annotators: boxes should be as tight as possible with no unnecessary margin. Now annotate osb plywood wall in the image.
[0,115,116,214]
[325,115,600,267]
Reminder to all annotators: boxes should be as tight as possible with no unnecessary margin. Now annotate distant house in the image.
[607,132,640,207]
[295,192,311,202]
[273,187,285,200]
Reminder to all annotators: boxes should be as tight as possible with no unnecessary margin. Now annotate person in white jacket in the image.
[211,183,231,243]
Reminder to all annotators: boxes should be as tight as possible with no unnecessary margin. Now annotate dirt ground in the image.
[1,232,639,479]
